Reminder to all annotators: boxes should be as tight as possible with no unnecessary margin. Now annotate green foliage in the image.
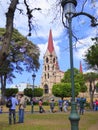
[84,72,98,109]
[52,68,86,98]
[33,88,43,97]
[0,28,40,78]
[42,101,49,106]
[61,68,86,93]
[24,88,33,97]
[84,72,98,82]
[80,84,87,93]
[52,82,80,98]
[5,88,18,97]
[84,37,98,69]
[24,88,43,98]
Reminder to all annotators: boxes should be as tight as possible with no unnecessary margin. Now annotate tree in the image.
[52,68,87,99]
[24,88,33,98]
[52,83,80,99]
[0,28,40,103]
[84,37,98,70]
[96,83,98,92]
[61,68,87,93]
[84,72,98,109]
[24,88,43,98]
[5,88,18,98]
[33,88,43,97]
[0,0,41,65]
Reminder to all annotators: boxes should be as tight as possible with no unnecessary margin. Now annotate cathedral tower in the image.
[41,29,64,95]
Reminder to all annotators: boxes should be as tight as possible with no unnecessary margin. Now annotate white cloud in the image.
[71,29,98,72]
[74,29,97,60]
[0,1,98,60]
[38,40,60,60]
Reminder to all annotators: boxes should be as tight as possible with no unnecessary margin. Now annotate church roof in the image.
[47,29,54,53]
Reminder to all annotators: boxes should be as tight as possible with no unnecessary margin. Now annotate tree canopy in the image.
[0,28,40,80]
[52,68,87,98]
[52,82,80,99]
[0,28,40,103]
[24,88,43,98]
[61,68,86,91]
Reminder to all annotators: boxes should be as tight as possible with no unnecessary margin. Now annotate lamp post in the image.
[61,0,98,130]
[31,72,36,113]
[61,0,80,130]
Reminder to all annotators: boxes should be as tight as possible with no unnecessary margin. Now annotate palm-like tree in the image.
[84,72,98,109]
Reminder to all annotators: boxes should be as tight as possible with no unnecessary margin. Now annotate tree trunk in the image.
[0,0,18,65]
[90,92,94,110]
[0,75,7,104]
[89,82,96,110]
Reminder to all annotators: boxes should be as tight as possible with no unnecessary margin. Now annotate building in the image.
[40,29,64,95]
[11,82,32,92]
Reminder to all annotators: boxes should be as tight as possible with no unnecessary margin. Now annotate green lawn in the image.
[0,109,98,130]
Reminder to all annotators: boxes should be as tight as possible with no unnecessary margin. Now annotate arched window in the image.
[45,66,46,71]
[53,58,55,63]
[46,57,48,63]
[48,65,49,70]
[45,74,46,79]
[48,73,49,79]
[44,84,49,94]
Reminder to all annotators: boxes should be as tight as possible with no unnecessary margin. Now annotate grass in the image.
[0,105,98,130]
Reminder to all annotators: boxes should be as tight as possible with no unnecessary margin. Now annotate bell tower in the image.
[41,29,64,95]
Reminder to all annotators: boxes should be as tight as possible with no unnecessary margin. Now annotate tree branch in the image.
[24,0,41,36]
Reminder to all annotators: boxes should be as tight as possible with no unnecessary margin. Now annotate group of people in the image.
[7,93,26,125]
[5,95,88,124]
[76,97,86,115]
[58,99,69,112]
[38,98,69,113]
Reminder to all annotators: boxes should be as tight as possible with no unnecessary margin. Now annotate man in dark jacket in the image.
[79,97,86,115]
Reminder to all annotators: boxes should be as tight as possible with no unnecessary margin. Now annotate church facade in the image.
[40,30,64,95]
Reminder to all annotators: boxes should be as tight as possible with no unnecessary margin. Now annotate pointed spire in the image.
[80,61,83,73]
[47,29,54,53]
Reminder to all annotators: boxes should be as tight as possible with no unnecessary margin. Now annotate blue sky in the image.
[0,0,98,88]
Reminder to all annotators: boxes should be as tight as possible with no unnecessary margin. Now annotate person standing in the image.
[63,100,68,112]
[58,99,63,112]
[95,99,98,111]
[18,93,26,123]
[38,99,45,113]
[50,99,55,113]
[79,97,85,115]
[8,94,18,125]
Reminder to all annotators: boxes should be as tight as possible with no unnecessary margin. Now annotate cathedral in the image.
[40,29,64,95]
[40,30,98,100]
